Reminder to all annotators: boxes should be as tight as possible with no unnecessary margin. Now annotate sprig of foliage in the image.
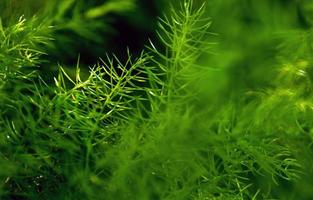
[0,16,50,77]
[0,16,51,124]
[149,0,213,101]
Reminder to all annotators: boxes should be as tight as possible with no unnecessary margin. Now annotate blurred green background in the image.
[0,0,166,65]
[2,0,312,90]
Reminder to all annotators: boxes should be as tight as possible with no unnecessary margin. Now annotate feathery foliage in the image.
[1,0,313,199]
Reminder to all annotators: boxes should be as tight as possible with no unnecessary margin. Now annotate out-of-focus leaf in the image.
[85,0,135,19]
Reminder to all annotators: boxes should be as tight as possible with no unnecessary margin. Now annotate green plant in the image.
[1,0,313,199]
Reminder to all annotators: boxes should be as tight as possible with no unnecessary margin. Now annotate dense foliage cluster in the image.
[1,0,313,199]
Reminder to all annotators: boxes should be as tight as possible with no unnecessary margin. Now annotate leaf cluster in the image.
[1,0,313,200]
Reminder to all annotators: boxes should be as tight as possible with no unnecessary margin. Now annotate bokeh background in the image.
[1,0,312,89]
